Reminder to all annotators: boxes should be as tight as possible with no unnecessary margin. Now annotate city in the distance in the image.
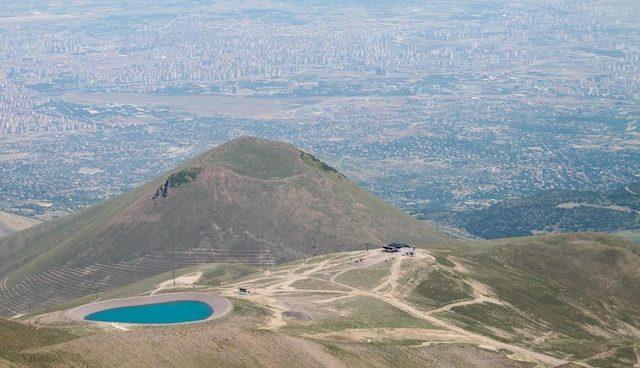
[0,1,638,367]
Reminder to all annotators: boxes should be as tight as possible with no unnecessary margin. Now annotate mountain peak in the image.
[200,136,332,180]
[0,137,450,315]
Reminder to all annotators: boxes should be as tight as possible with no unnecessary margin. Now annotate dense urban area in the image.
[0,0,638,236]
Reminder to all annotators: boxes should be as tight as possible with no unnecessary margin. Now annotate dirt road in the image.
[219,250,575,367]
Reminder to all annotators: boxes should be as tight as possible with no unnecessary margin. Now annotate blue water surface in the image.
[85,300,213,324]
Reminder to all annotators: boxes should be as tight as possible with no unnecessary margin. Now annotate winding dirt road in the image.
[219,250,583,368]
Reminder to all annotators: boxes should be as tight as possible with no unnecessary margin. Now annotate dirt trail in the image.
[219,250,570,367]
[312,294,356,304]
[634,345,640,368]
[329,252,390,284]
[358,288,566,367]
[427,295,504,315]
[303,327,474,345]
[372,254,405,294]
[427,268,504,315]
[352,253,566,366]
[583,348,617,364]
[110,323,130,331]
[220,253,354,329]
[151,272,202,295]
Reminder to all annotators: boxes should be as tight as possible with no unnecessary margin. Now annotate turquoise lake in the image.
[85,300,213,324]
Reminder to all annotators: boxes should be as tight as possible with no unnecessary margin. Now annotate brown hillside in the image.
[0,137,450,315]
[0,212,40,239]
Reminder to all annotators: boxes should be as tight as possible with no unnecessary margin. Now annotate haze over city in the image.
[0,2,639,367]
[1,0,637,236]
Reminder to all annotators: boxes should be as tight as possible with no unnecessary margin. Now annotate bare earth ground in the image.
[151,271,202,295]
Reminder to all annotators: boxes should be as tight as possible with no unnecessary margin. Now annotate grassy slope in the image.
[0,319,75,352]
[614,229,640,245]
[282,295,437,335]
[0,137,450,287]
[410,269,474,308]
[426,233,640,364]
[0,212,41,239]
[334,261,391,289]
[0,184,154,284]
[0,319,80,367]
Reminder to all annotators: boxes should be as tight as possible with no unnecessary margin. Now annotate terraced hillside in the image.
[0,249,274,315]
[0,137,449,315]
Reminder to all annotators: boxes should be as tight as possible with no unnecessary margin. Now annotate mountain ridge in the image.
[456,183,640,239]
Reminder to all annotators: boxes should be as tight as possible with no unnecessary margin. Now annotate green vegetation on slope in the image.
[168,167,202,187]
[410,269,473,308]
[197,264,257,287]
[206,137,309,179]
[457,183,640,239]
[437,303,545,343]
[434,255,455,267]
[335,261,391,290]
[282,295,437,335]
[0,319,81,367]
[300,151,341,176]
[0,211,41,239]
[614,229,640,245]
[438,233,640,363]
[0,319,75,353]
[587,346,638,368]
